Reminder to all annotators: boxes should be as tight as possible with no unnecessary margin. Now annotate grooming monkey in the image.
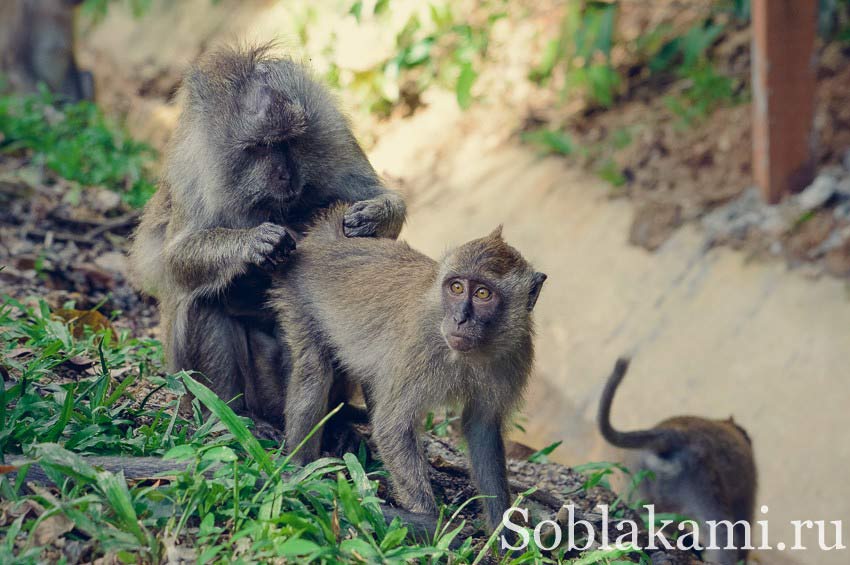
[271,206,547,531]
[129,45,405,437]
[0,0,94,102]
[598,358,757,565]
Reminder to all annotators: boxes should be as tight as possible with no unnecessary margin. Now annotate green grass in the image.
[3,296,598,563]
[0,88,157,208]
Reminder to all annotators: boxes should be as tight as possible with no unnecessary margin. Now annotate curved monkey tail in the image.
[597,357,676,451]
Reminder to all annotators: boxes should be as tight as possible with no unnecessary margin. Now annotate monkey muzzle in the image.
[447,332,475,352]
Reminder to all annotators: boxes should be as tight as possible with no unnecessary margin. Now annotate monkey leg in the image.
[692,500,746,565]
[284,338,334,464]
[462,404,511,531]
[243,324,288,431]
[371,405,437,515]
[170,297,282,439]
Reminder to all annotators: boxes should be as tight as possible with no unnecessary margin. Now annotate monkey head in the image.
[438,227,547,353]
[176,45,349,212]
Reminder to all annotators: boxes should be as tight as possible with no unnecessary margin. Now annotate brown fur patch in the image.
[452,229,528,276]
[187,42,278,98]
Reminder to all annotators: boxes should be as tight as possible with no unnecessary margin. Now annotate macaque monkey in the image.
[598,358,757,565]
[0,0,94,102]
[129,45,405,437]
[271,206,547,531]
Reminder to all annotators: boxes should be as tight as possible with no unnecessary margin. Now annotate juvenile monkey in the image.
[598,358,757,565]
[0,0,94,102]
[271,206,547,531]
[129,45,405,436]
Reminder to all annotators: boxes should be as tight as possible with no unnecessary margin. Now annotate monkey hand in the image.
[248,222,296,270]
[343,198,391,238]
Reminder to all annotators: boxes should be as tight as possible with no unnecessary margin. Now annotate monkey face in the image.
[237,142,303,208]
[218,73,309,209]
[440,276,503,352]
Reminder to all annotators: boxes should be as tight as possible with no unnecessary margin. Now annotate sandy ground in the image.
[75,2,850,563]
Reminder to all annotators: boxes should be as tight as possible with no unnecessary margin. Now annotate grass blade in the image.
[181,371,275,476]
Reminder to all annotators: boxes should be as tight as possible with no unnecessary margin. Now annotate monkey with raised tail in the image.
[129,44,406,438]
[0,0,94,102]
[270,205,547,532]
[598,357,757,565]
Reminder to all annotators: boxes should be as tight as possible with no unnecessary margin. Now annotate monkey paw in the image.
[249,222,296,270]
[343,199,388,238]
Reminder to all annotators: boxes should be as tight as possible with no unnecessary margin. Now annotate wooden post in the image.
[751,0,817,204]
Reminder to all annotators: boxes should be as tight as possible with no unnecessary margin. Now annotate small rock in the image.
[702,187,762,242]
[92,188,122,213]
[629,201,683,251]
[93,251,128,274]
[825,239,850,277]
[835,200,850,222]
[786,212,835,261]
[759,206,792,236]
[821,164,845,179]
[796,174,837,211]
[799,262,825,279]
[843,148,850,172]
[769,241,783,256]
[812,228,849,257]
[836,176,850,198]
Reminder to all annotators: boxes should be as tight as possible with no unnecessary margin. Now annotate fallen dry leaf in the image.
[33,512,74,546]
[52,308,117,339]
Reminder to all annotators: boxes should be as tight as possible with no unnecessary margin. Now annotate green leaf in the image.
[336,471,364,527]
[340,537,379,559]
[521,129,575,156]
[349,0,363,22]
[379,525,409,551]
[455,62,477,109]
[276,537,321,557]
[527,440,562,464]
[95,470,146,543]
[105,374,136,407]
[202,445,238,463]
[45,383,76,442]
[181,372,275,476]
[163,444,196,460]
[30,443,99,483]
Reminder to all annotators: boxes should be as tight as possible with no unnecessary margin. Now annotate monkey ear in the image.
[487,225,504,240]
[527,272,547,311]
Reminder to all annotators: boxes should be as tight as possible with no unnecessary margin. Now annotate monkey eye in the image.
[450,281,464,295]
[474,287,492,300]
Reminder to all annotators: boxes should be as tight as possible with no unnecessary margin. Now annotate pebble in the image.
[796,174,837,211]
[92,189,123,213]
[702,187,781,241]
[836,176,850,198]
[843,148,850,172]
[94,251,128,274]
[835,201,850,222]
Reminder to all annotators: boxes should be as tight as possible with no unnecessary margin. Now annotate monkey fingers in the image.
[342,198,389,238]
[248,222,296,270]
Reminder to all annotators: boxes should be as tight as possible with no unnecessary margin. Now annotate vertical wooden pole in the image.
[751,0,817,204]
